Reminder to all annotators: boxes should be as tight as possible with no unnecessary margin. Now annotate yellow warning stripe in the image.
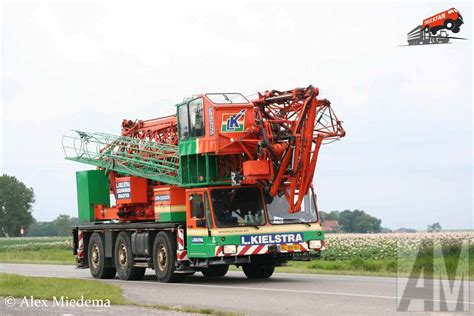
[154,205,186,213]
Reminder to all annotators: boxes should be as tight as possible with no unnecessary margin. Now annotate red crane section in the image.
[249,86,345,212]
[121,115,178,145]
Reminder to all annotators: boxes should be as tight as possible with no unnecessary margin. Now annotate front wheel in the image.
[424,26,430,33]
[153,232,185,283]
[452,27,460,33]
[242,263,274,279]
[202,265,229,277]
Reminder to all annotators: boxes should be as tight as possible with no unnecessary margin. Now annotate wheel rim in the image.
[157,244,167,272]
[447,22,452,28]
[91,244,100,269]
[118,243,128,269]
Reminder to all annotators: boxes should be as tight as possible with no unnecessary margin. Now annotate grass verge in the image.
[0,273,241,315]
[0,249,74,265]
[0,273,124,304]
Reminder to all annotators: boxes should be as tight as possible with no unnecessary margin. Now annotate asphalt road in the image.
[1,263,473,315]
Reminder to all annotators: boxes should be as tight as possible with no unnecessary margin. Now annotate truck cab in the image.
[184,185,324,269]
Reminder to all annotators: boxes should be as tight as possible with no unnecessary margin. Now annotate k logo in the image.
[221,110,246,132]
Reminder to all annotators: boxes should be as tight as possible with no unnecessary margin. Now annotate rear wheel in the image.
[452,27,460,33]
[88,233,116,279]
[153,231,184,283]
[242,263,274,279]
[424,26,430,33]
[202,265,229,277]
[114,232,146,280]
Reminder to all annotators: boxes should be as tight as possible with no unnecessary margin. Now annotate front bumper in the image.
[214,241,323,257]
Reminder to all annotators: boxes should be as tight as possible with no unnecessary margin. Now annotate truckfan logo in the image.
[405,7,467,46]
[221,109,246,132]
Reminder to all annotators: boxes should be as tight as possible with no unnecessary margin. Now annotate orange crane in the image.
[63,85,345,282]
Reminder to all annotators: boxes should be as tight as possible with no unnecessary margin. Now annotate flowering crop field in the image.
[1,233,473,258]
[0,236,72,252]
[322,232,474,261]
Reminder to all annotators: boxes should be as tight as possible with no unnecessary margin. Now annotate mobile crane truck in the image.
[63,85,345,282]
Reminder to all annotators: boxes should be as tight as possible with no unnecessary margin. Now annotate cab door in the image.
[185,189,215,258]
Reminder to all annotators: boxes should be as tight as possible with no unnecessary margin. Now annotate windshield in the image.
[211,187,266,228]
[206,93,250,104]
[267,192,318,224]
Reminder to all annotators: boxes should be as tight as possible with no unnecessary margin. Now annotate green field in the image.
[0,233,472,279]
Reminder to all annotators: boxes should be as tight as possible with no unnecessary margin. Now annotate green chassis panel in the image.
[186,229,324,258]
[157,211,186,223]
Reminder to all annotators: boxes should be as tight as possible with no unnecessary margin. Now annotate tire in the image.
[202,265,229,277]
[88,233,116,279]
[452,27,460,33]
[242,263,275,279]
[424,26,429,33]
[153,231,184,283]
[444,20,454,30]
[114,232,146,280]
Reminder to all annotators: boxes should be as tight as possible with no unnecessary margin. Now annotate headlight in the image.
[309,240,322,250]
[223,245,237,254]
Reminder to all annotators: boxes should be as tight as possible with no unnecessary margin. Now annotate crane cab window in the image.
[189,98,204,137]
[178,98,204,140]
[178,105,189,140]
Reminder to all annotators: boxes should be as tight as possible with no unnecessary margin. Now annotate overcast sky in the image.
[1,1,472,229]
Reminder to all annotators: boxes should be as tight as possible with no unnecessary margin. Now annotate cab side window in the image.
[178,104,189,140]
[189,98,204,138]
[190,194,204,219]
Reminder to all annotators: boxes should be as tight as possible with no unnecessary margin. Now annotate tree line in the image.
[0,174,77,237]
[320,210,383,233]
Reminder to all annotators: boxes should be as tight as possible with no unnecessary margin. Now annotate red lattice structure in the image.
[250,86,345,212]
[121,115,178,145]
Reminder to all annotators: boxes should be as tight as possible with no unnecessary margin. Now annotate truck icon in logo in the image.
[422,8,463,34]
[221,109,246,132]
[406,7,467,46]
